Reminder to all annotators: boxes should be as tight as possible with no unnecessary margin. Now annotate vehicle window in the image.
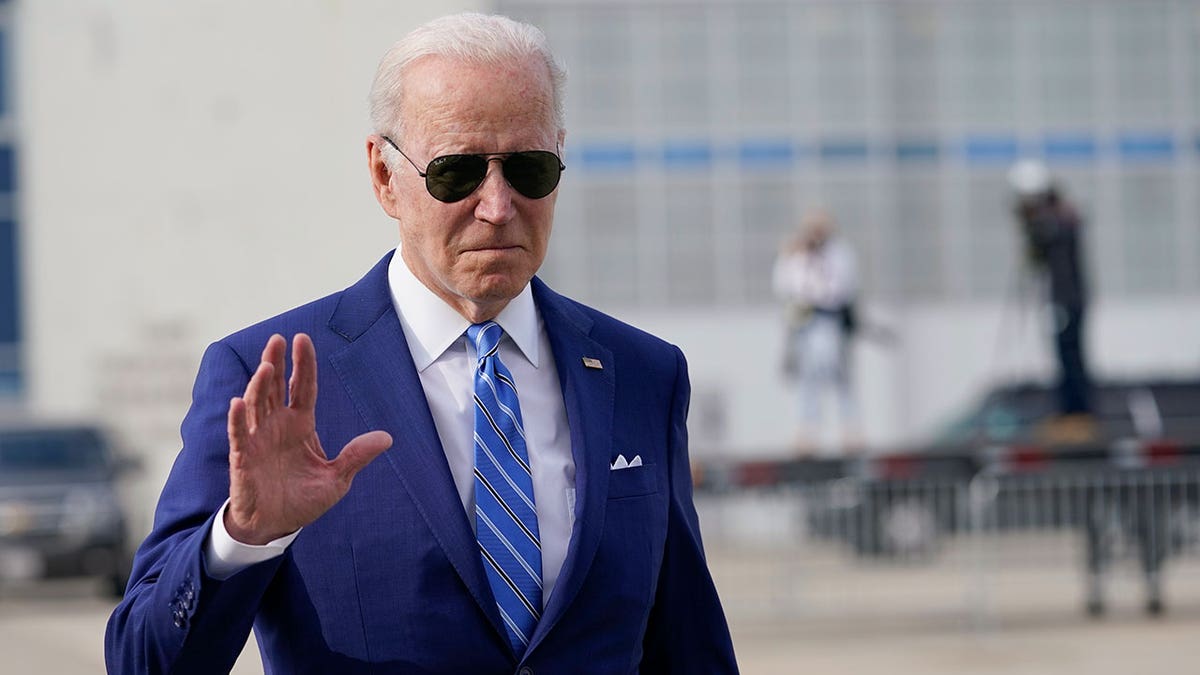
[0,429,107,472]
[981,406,1022,440]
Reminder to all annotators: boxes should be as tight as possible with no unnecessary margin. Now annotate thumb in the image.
[333,430,393,482]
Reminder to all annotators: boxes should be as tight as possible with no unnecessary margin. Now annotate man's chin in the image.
[455,271,533,307]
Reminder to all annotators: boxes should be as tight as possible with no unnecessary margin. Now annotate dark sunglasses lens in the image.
[503,151,563,199]
[425,154,487,203]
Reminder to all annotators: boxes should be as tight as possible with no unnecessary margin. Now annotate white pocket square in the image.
[610,454,643,470]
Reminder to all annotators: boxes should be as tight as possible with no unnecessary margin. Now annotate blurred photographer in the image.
[1008,159,1094,440]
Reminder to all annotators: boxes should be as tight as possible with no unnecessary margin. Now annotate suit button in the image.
[518,668,533,675]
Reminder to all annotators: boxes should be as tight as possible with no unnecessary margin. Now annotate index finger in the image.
[288,333,318,411]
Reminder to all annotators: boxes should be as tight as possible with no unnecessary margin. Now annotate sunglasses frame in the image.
[381,136,565,203]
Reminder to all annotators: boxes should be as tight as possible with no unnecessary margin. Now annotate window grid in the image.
[0,7,18,397]
[500,0,1200,310]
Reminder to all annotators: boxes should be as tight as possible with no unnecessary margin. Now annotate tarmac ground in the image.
[3,535,1197,674]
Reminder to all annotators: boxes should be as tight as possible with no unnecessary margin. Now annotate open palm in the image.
[225,334,392,545]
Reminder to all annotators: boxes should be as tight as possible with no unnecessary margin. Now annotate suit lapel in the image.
[526,278,615,652]
[326,252,508,647]
[322,260,618,658]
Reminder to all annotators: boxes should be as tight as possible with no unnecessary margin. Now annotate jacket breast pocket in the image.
[607,464,658,500]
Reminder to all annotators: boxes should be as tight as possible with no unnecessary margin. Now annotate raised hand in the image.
[225,333,392,545]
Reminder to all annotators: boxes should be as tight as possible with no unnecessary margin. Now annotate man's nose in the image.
[474,158,516,224]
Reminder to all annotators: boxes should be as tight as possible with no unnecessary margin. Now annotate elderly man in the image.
[105,12,737,674]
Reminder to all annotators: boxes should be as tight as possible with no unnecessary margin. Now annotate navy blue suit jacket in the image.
[105,252,738,674]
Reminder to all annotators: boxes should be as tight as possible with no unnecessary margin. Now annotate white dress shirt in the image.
[206,249,576,609]
[771,236,858,311]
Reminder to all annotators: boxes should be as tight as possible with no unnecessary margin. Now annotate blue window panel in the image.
[0,25,15,398]
[662,141,713,169]
[895,140,940,163]
[0,371,21,399]
[0,145,14,192]
[1042,134,1097,162]
[576,143,637,172]
[0,30,7,117]
[963,135,1019,164]
[818,139,869,162]
[1117,133,1175,162]
[738,139,795,167]
[0,218,17,344]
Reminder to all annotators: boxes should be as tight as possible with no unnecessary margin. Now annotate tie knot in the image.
[467,321,503,361]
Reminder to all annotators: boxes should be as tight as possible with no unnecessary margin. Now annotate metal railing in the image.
[698,456,1200,628]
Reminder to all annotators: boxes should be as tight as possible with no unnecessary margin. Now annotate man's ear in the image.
[367,136,400,218]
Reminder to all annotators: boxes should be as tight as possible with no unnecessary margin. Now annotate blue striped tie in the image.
[467,321,542,653]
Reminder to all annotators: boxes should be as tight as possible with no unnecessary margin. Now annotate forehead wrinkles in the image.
[401,57,557,151]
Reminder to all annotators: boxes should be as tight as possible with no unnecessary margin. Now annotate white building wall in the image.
[13,2,1200,502]
[16,1,480,529]
[18,1,476,413]
[623,297,1200,459]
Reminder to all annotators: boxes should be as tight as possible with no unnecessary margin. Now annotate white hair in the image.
[368,12,567,154]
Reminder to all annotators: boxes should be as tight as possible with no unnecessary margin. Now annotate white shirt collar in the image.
[387,247,541,371]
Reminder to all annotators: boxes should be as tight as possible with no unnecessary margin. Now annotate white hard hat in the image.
[1008,159,1051,196]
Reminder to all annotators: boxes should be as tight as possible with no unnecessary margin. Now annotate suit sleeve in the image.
[641,345,739,673]
[104,341,287,675]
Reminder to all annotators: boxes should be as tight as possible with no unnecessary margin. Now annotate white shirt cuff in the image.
[204,499,301,580]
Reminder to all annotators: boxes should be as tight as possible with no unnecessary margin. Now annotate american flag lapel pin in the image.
[581,357,603,370]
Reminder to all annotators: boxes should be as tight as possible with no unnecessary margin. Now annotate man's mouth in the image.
[465,245,521,253]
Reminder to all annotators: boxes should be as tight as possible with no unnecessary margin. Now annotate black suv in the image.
[937,377,1200,446]
[0,422,133,596]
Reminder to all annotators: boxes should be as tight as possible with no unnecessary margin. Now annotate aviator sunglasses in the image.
[382,136,566,203]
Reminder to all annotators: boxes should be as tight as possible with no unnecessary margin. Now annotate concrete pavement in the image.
[3,541,1197,674]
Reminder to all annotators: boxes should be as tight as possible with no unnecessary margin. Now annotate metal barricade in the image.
[698,461,1200,629]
